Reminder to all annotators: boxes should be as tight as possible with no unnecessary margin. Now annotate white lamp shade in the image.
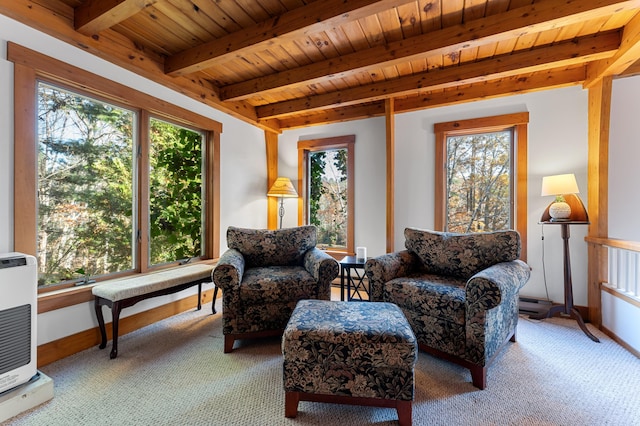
[541,173,579,197]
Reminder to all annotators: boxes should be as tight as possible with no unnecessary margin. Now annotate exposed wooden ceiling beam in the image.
[277,66,587,128]
[221,0,639,102]
[164,0,416,76]
[394,66,587,113]
[584,10,640,87]
[256,32,620,119]
[276,102,387,129]
[75,0,157,35]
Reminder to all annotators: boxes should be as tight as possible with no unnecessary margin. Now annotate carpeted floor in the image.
[5,297,640,426]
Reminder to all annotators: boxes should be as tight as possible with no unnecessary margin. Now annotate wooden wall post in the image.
[385,98,395,253]
[265,130,279,230]
[587,76,612,327]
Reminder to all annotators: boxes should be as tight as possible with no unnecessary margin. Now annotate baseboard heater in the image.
[518,296,553,316]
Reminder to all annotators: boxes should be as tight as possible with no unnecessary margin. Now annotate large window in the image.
[298,135,355,254]
[12,44,221,292]
[434,113,528,259]
[37,83,136,285]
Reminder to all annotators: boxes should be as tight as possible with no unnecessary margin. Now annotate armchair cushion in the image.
[227,225,316,268]
[404,228,521,279]
[239,266,320,304]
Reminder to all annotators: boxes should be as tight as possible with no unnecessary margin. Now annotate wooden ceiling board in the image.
[533,28,563,47]
[376,8,404,43]
[4,0,640,131]
[324,27,358,56]
[462,0,488,22]
[339,20,372,51]
[119,7,198,53]
[485,0,511,16]
[441,0,465,27]
[599,9,638,32]
[223,0,269,25]
[110,23,172,57]
[357,14,387,47]
[513,32,542,52]
[418,0,443,32]
[160,1,229,40]
[396,2,423,38]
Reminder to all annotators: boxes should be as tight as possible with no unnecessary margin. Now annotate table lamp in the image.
[540,173,580,222]
[267,177,298,229]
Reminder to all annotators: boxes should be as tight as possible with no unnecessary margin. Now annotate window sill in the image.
[37,260,217,314]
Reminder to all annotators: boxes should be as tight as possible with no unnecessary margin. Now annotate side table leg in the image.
[340,265,345,301]
[570,307,600,342]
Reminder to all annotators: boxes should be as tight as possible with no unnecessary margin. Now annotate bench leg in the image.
[110,301,122,359]
[211,285,218,314]
[94,297,108,350]
[197,282,203,310]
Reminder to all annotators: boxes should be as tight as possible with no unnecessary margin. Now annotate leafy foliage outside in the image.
[36,84,205,286]
[37,84,134,285]
[446,130,512,233]
[309,149,348,248]
[149,119,203,265]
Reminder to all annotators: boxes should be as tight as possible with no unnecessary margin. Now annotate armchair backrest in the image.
[404,228,521,279]
[227,225,317,268]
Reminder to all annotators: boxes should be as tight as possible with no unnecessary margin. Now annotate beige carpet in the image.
[5,298,640,426]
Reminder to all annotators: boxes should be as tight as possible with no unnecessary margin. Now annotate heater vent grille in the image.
[0,304,31,376]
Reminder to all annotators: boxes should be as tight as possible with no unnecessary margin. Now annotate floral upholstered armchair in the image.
[365,228,531,389]
[212,225,339,353]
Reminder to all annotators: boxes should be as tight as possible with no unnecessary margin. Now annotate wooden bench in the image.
[92,263,218,359]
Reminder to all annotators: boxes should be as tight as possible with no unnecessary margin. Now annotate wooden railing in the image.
[585,236,640,307]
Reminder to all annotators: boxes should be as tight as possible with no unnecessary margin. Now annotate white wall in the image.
[280,87,591,305]
[278,119,388,258]
[610,76,640,241]
[602,75,640,351]
[0,15,267,344]
[392,87,590,304]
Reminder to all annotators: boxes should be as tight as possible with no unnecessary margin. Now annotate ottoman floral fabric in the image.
[283,299,417,401]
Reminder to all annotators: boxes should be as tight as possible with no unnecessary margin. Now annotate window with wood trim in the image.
[297,135,355,255]
[11,44,221,291]
[434,113,528,260]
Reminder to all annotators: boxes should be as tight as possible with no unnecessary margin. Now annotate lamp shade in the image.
[267,177,298,198]
[540,174,579,197]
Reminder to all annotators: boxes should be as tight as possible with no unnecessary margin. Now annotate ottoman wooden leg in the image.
[285,392,299,418]
[396,400,412,426]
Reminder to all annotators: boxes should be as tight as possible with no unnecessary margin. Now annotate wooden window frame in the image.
[10,43,221,310]
[297,135,355,257]
[434,112,529,261]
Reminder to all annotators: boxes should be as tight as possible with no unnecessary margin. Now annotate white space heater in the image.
[0,253,37,394]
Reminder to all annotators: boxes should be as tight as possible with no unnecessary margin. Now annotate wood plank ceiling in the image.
[3,0,640,133]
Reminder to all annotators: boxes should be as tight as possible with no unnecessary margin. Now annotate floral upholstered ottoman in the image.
[282,299,417,426]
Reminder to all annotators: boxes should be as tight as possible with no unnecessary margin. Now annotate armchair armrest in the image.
[212,249,245,292]
[304,247,339,286]
[365,250,420,301]
[465,259,531,311]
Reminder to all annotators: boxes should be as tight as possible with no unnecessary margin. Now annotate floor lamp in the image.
[267,177,298,229]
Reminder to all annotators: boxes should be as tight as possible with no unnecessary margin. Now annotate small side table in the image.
[532,220,600,342]
[339,256,369,301]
